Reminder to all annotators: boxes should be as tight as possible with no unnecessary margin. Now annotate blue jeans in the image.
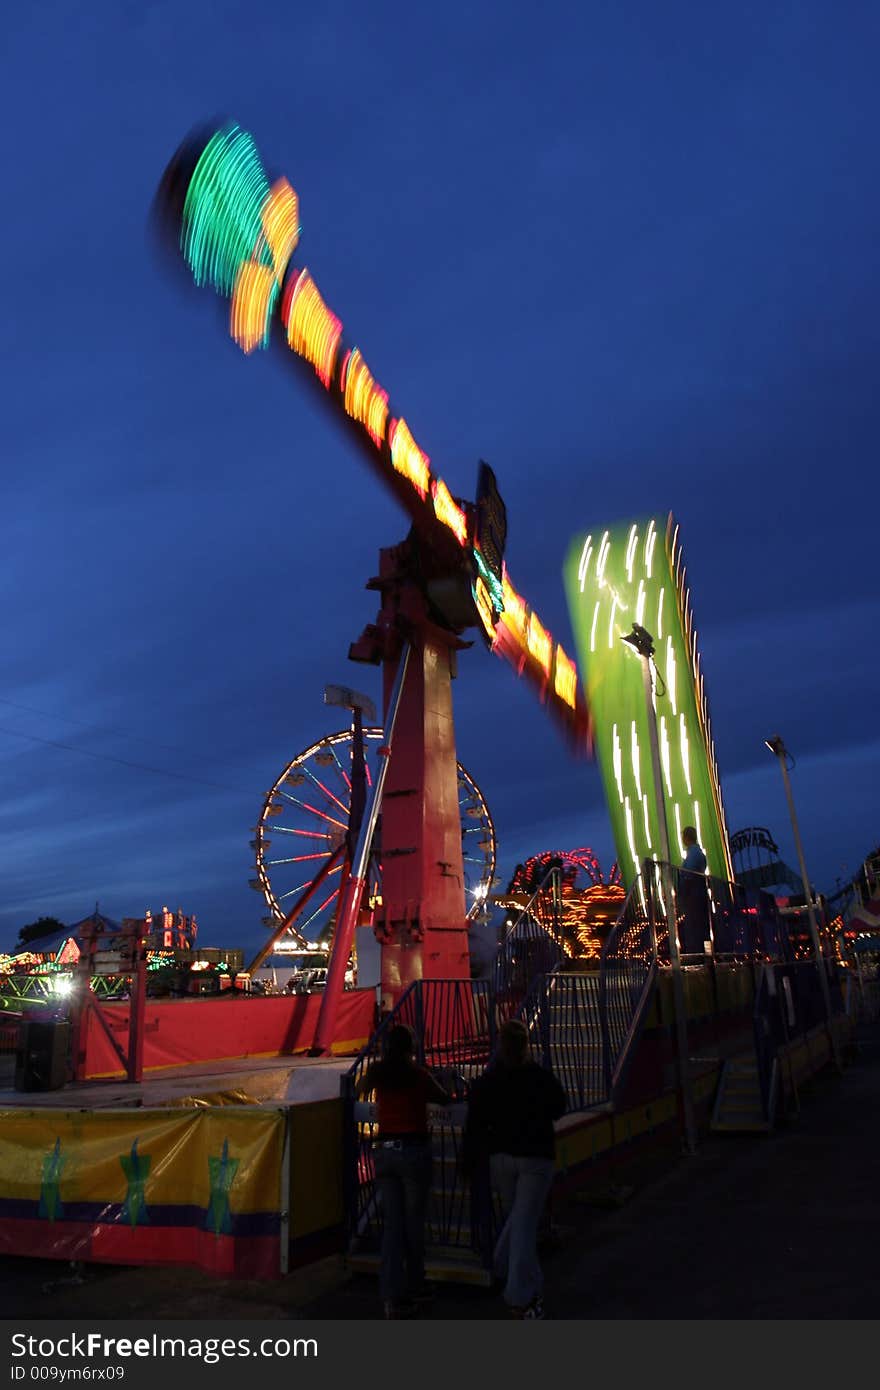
[491,1153,555,1308]
[374,1142,432,1301]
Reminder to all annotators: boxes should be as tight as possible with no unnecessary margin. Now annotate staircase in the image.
[711,1053,777,1133]
[524,971,607,1112]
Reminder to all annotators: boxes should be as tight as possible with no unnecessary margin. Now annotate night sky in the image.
[3,2,878,958]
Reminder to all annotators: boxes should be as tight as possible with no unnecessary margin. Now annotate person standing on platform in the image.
[359,1023,450,1319]
[463,1018,567,1319]
[679,825,709,957]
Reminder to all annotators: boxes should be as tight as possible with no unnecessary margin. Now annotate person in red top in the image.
[359,1023,450,1318]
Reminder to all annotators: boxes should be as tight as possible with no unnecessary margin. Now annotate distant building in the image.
[143,906,197,952]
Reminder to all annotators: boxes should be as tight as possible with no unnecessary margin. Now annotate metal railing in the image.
[1,972,129,1008]
[598,861,658,1101]
[341,978,494,1260]
[341,859,856,1268]
[526,972,605,1111]
[491,866,566,1021]
[647,866,792,965]
[753,958,846,1120]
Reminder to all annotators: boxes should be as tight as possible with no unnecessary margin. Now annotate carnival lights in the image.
[342,349,389,450]
[506,849,624,961]
[431,478,467,547]
[553,646,577,710]
[526,612,552,679]
[230,260,276,353]
[564,514,732,890]
[160,119,592,749]
[388,418,431,500]
[282,270,343,388]
[261,179,300,283]
[500,572,528,645]
[251,728,496,940]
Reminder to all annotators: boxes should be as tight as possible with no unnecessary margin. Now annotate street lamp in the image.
[621,623,697,1153]
[764,733,835,1040]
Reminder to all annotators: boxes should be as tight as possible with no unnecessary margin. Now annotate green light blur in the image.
[181,124,273,296]
[564,515,731,891]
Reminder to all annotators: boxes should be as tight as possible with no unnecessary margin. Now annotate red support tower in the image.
[349,542,472,1012]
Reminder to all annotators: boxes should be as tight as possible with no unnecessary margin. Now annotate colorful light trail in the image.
[564,514,731,888]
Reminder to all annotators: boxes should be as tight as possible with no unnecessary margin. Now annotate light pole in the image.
[622,623,697,1153]
[764,734,837,1057]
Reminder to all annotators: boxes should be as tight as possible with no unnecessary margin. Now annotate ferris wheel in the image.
[250,728,496,947]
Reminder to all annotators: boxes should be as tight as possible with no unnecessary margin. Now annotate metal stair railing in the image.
[523,970,605,1112]
[492,865,567,1024]
[513,862,658,1115]
[598,859,658,1104]
[341,978,494,1260]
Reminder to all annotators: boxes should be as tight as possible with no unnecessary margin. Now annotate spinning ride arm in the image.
[154,121,592,752]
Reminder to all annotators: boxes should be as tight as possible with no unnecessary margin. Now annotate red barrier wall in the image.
[83,989,375,1078]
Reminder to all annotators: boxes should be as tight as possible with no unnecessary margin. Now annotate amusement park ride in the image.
[249,724,497,959]
[505,849,624,961]
[154,121,593,1050]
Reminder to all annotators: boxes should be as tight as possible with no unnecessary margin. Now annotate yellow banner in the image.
[0,1108,283,1216]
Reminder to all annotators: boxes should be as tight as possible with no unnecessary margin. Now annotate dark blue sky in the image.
[3,2,879,955]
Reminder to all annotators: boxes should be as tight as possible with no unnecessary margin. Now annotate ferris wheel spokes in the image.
[251,726,496,957]
[247,842,347,974]
[275,790,348,830]
[296,763,350,816]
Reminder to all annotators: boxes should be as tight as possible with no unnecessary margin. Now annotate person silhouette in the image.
[359,1024,450,1319]
[463,1019,566,1318]
[679,826,709,957]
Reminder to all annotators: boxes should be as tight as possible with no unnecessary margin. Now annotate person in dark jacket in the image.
[678,825,709,957]
[463,1018,567,1318]
[359,1023,450,1319]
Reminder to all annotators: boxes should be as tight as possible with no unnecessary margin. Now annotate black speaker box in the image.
[14,1019,69,1092]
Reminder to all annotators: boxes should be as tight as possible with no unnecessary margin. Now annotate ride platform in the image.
[0,1050,351,1110]
[0,999,374,1281]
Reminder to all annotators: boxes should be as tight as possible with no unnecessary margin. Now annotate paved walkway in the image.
[3,1023,879,1320]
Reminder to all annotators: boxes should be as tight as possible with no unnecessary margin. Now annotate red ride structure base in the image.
[313,539,472,1048]
[370,563,472,1010]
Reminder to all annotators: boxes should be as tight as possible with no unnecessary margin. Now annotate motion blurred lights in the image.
[166,122,592,749]
[180,128,301,357]
[577,534,593,591]
[473,575,496,639]
[261,179,300,284]
[500,572,528,645]
[342,349,389,449]
[230,260,276,353]
[631,721,643,800]
[564,514,732,890]
[527,611,552,679]
[644,518,658,578]
[231,183,302,357]
[659,714,673,797]
[388,418,431,500]
[182,124,271,296]
[283,270,343,388]
[554,646,577,709]
[612,723,624,803]
[497,571,585,719]
[431,478,467,547]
